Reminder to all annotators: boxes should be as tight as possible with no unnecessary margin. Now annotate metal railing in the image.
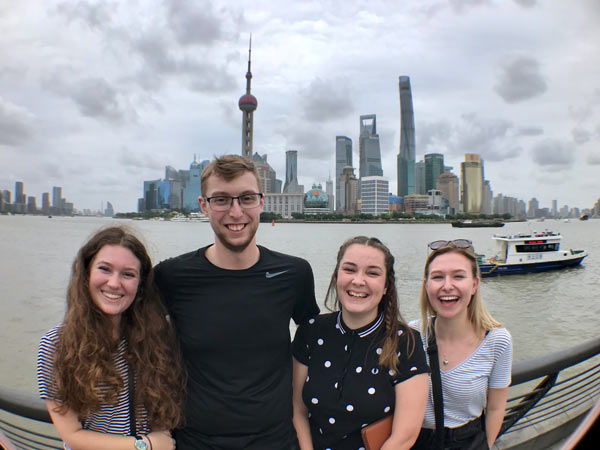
[1,336,599,450]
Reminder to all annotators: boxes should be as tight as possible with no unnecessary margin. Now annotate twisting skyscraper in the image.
[397,76,416,197]
[239,36,258,158]
[359,115,383,179]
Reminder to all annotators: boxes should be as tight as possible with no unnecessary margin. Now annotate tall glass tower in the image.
[425,153,444,192]
[283,150,299,193]
[359,115,383,179]
[461,153,483,214]
[397,76,416,197]
[335,136,352,210]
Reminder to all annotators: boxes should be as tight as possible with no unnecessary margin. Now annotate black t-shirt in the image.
[293,312,429,450]
[154,245,320,450]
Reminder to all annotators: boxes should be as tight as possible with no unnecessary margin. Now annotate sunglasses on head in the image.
[428,239,473,251]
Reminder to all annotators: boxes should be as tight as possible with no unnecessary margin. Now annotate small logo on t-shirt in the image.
[265,270,289,278]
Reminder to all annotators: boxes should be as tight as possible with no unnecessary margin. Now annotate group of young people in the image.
[36,155,512,450]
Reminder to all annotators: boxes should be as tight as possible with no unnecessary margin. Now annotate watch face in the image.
[134,439,148,450]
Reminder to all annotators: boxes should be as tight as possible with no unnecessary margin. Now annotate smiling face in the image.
[425,251,479,321]
[200,171,263,254]
[88,244,141,326]
[336,244,387,329]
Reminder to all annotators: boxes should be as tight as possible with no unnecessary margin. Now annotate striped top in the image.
[409,320,512,429]
[37,326,150,436]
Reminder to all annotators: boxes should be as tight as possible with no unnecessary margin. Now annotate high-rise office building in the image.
[359,115,383,179]
[397,76,416,196]
[437,173,459,214]
[425,153,444,192]
[360,176,389,216]
[239,37,258,158]
[253,153,277,193]
[42,192,50,214]
[335,136,353,210]
[460,154,483,214]
[339,166,359,214]
[182,155,207,212]
[52,187,62,209]
[326,177,334,212]
[283,150,302,194]
[15,181,25,204]
[414,160,425,195]
[482,180,493,215]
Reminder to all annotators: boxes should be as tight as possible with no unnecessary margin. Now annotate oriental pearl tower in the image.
[239,36,257,158]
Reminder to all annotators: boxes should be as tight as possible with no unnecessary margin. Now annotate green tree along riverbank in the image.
[116,210,514,224]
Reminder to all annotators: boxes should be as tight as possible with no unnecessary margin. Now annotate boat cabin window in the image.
[515,243,559,253]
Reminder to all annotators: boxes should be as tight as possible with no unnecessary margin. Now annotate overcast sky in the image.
[2,0,599,213]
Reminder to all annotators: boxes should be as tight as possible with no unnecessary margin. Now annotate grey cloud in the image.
[531,139,575,170]
[449,0,491,14]
[42,73,136,124]
[455,114,521,161]
[301,77,354,123]
[572,127,591,145]
[134,32,178,75]
[166,0,224,46]
[586,152,600,165]
[494,56,547,103]
[419,115,524,162]
[182,59,237,93]
[275,119,331,161]
[55,1,116,31]
[119,149,165,171]
[516,126,544,137]
[418,120,453,152]
[512,0,537,8]
[0,97,35,146]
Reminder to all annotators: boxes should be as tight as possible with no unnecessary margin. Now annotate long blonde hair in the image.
[419,244,501,336]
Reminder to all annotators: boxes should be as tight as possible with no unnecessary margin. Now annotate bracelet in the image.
[146,435,153,450]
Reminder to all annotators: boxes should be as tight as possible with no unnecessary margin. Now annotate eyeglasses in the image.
[428,239,472,250]
[205,193,263,211]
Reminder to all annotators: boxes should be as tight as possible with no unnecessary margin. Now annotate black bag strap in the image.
[128,361,136,436]
[427,317,444,450]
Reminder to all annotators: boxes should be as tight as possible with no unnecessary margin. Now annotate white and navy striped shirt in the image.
[37,326,150,436]
[409,320,512,429]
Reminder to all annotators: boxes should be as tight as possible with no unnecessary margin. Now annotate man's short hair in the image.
[201,155,261,196]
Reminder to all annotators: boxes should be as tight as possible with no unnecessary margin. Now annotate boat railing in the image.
[1,336,599,449]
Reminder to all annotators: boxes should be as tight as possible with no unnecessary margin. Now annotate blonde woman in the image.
[410,240,512,450]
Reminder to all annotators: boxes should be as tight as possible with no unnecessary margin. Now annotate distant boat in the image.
[579,214,589,221]
[477,231,587,277]
[452,220,504,228]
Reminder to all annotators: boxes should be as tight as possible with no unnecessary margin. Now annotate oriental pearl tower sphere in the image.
[239,36,257,158]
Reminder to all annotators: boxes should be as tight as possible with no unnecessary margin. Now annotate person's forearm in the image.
[292,409,314,450]
[381,430,420,450]
[63,431,140,450]
[485,408,505,448]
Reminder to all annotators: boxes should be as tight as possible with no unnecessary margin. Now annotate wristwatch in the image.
[134,436,148,450]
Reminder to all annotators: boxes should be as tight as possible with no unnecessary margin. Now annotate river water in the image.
[1,215,598,392]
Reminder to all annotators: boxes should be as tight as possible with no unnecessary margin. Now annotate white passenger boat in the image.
[478,231,587,277]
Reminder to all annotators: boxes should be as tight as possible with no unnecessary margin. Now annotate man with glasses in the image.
[154,155,319,450]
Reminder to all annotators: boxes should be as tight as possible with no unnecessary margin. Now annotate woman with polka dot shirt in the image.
[292,236,429,450]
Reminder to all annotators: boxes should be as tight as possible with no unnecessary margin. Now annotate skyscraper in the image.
[239,36,257,158]
[425,153,444,192]
[15,181,25,204]
[460,154,483,214]
[397,76,416,197]
[360,176,389,216]
[283,150,301,194]
[414,160,425,195]
[253,153,277,193]
[358,115,383,180]
[335,136,352,210]
[437,173,459,214]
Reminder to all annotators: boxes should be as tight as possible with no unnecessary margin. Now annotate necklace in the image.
[443,358,449,365]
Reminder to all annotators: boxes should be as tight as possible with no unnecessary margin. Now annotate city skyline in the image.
[2,1,599,212]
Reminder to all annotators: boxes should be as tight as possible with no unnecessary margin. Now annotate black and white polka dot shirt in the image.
[293,312,429,450]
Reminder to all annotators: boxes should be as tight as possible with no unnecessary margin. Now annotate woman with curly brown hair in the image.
[292,236,429,450]
[37,226,185,450]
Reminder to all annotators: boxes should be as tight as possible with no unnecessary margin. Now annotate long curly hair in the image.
[325,236,415,372]
[419,244,501,336]
[53,226,185,429]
